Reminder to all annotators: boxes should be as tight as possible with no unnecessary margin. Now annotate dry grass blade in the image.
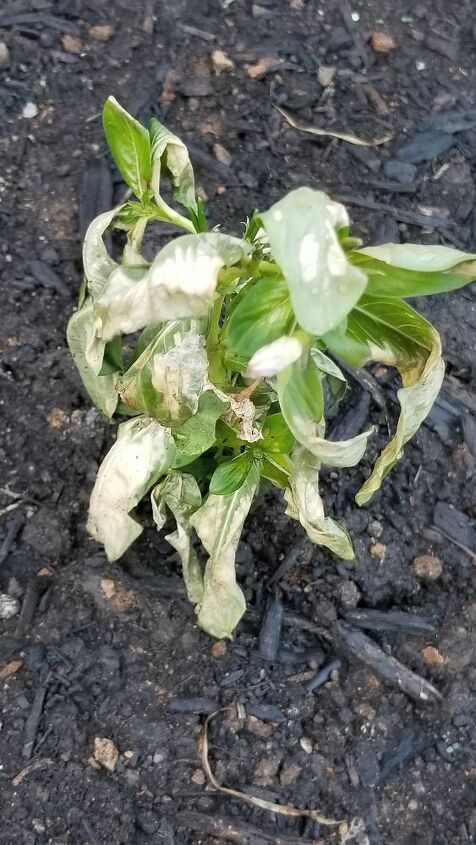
[276,106,393,147]
[199,708,343,827]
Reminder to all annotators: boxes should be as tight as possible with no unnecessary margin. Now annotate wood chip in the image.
[369,31,397,53]
[211,49,234,74]
[245,57,284,79]
[199,708,342,826]
[276,106,393,146]
[93,737,119,772]
[0,658,23,679]
[213,143,232,166]
[89,24,114,42]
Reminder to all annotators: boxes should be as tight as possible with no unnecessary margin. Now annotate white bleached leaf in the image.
[261,187,367,335]
[284,447,354,559]
[207,384,262,443]
[67,302,119,417]
[83,207,123,299]
[245,336,303,378]
[359,243,476,272]
[149,117,196,210]
[191,467,259,638]
[87,416,176,561]
[356,329,444,505]
[152,331,208,421]
[152,473,203,604]
[93,233,249,346]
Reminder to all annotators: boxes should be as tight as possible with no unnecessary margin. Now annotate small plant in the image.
[68,97,476,638]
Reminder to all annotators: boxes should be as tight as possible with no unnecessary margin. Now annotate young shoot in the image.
[68,96,476,638]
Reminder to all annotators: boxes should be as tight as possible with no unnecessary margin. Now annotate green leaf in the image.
[66,302,119,417]
[310,347,347,401]
[260,413,295,454]
[284,446,354,559]
[151,473,203,604]
[92,233,250,346]
[352,244,476,299]
[102,97,151,199]
[261,453,293,488]
[324,295,445,504]
[278,352,372,466]
[118,324,208,425]
[209,451,255,495]
[87,416,176,561]
[82,207,122,299]
[191,466,259,638]
[149,117,196,210]
[260,187,368,335]
[225,275,294,358]
[173,390,230,462]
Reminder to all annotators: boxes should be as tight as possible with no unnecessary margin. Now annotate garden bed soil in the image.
[0,1,475,843]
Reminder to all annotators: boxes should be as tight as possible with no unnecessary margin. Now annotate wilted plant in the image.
[68,97,476,638]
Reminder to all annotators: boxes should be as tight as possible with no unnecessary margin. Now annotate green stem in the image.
[207,294,227,385]
[153,197,196,234]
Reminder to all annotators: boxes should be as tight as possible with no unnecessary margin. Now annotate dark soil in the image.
[1,1,476,843]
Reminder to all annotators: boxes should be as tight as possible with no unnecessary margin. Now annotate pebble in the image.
[62,34,82,54]
[210,639,227,658]
[369,31,396,53]
[93,737,119,772]
[22,102,39,120]
[211,49,234,74]
[421,646,445,667]
[370,542,386,560]
[89,25,114,42]
[338,580,361,610]
[0,42,10,69]
[300,736,313,754]
[0,593,20,620]
[412,554,443,582]
[383,159,417,184]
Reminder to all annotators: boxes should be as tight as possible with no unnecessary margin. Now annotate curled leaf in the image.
[152,473,203,603]
[66,302,119,417]
[173,390,230,462]
[246,335,303,378]
[87,416,176,561]
[261,188,368,336]
[92,232,249,347]
[191,467,259,638]
[285,447,354,559]
[82,207,122,299]
[149,117,196,210]
[354,243,476,298]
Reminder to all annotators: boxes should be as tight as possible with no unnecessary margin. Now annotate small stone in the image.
[253,754,281,786]
[210,640,227,658]
[370,542,386,560]
[93,737,119,772]
[412,554,443,582]
[279,761,301,785]
[62,34,82,54]
[338,580,361,610]
[368,519,384,538]
[317,65,336,87]
[421,646,445,667]
[0,42,10,69]
[212,143,232,166]
[191,768,206,785]
[211,49,234,75]
[0,659,23,679]
[89,24,114,41]
[47,408,69,430]
[246,715,276,738]
[300,736,313,754]
[0,594,20,620]
[369,31,397,53]
[22,102,39,119]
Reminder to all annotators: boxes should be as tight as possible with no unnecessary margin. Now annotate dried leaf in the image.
[276,106,393,147]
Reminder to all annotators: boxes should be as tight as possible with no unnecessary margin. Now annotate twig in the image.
[23,671,52,760]
[339,0,368,66]
[0,509,25,566]
[331,194,452,229]
[268,537,308,585]
[12,757,54,786]
[305,659,342,692]
[258,596,284,662]
[177,810,321,844]
[15,573,52,639]
[199,708,342,826]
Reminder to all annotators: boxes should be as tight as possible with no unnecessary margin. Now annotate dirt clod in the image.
[412,555,443,582]
[89,25,114,42]
[421,646,445,667]
[93,737,119,772]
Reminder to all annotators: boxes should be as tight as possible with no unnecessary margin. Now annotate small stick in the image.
[0,509,25,566]
[12,757,54,786]
[177,810,321,844]
[15,573,51,638]
[258,596,284,662]
[305,659,342,692]
[268,538,308,585]
[22,671,52,760]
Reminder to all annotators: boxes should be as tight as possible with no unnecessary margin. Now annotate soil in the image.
[1,1,476,844]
